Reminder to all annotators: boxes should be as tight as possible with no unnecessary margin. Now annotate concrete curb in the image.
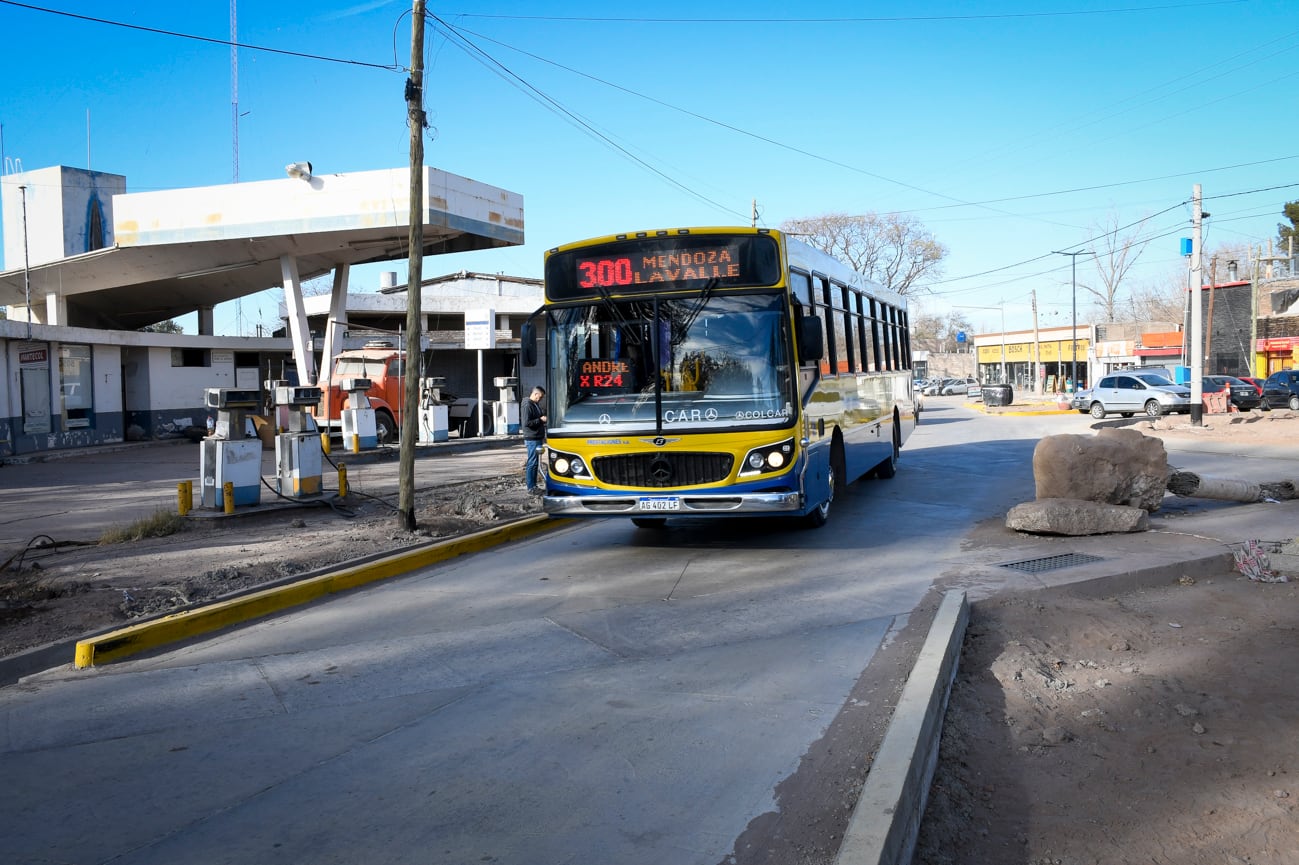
[963,400,1076,416]
[69,514,567,669]
[835,590,969,865]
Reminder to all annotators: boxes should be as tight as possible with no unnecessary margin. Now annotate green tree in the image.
[1279,200,1299,254]
[139,319,184,334]
[779,212,946,295]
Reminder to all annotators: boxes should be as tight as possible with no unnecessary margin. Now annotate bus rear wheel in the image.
[874,424,900,479]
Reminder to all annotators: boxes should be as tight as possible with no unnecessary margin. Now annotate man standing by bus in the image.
[522,385,547,494]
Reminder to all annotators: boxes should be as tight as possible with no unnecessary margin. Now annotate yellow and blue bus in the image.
[521,226,916,528]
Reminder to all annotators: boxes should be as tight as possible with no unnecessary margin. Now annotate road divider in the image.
[74,514,566,668]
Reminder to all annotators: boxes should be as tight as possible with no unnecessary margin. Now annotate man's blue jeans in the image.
[525,438,543,491]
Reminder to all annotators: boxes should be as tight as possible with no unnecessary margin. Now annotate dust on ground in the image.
[915,408,1299,865]
[0,473,540,659]
[916,573,1299,865]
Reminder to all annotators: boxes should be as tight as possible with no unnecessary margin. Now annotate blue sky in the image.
[2,0,1297,337]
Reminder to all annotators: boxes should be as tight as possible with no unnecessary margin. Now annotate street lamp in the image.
[1053,250,1092,392]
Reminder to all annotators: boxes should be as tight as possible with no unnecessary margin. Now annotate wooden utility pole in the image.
[398,0,426,531]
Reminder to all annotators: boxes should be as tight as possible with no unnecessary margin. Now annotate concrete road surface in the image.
[3,404,1297,865]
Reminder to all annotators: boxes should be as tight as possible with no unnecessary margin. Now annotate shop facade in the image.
[973,326,1089,394]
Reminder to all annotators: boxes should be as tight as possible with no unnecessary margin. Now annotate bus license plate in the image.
[638,496,680,512]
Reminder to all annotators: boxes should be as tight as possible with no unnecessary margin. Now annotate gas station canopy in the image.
[0,166,524,331]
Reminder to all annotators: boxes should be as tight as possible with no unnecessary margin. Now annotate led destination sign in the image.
[575,358,632,394]
[546,233,780,301]
[577,247,741,289]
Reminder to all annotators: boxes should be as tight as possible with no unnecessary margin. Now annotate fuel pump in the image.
[273,385,324,498]
[492,376,520,435]
[418,376,450,443]
[339,378,377,452]
[200,388,262,508]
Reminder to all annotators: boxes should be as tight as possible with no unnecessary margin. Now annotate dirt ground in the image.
[0,472,541,659]
[916,574,1299,865]
[916,409,1299,865]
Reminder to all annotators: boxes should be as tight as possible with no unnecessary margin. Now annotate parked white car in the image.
[1072,372,1192,418]
[940,377,979,395]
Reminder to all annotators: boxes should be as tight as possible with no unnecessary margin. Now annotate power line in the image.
[926,181,1299,294]
[427,13,750,222]
[441,2,1247,25]
[448,20,1299,228]
[0,0,402,71]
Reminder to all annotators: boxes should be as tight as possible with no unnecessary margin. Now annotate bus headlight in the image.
[738,438,795,477]
[549,449,589,479]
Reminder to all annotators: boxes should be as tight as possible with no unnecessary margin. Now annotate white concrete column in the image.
[319,263,350,388]
[44,293,67,326]
[280,254,317,386]
[196,306,215,335]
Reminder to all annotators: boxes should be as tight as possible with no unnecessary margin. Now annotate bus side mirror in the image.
[798,315,824,363]
[521,320,537,367]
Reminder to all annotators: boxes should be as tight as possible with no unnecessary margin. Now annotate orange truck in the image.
[314,343,410,443]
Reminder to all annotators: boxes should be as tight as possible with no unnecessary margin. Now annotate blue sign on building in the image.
[956,331,967,344]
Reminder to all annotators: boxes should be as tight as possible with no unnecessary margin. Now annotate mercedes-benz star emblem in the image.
[649,456,674,484]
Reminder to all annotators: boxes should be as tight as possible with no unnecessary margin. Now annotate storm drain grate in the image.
[998,552,1105,574]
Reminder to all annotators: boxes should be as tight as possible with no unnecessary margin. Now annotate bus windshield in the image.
[547,292,797,434]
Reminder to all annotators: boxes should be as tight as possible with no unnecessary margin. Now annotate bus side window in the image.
[898,309,913,369]
[795,305,824,363]
[789,269,813,306]
[836,282,855,373]
[868,298,883,372]
[855,292,874,372]
[818,275,837,376]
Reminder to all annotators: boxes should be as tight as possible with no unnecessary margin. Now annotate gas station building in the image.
[0,164,524,460]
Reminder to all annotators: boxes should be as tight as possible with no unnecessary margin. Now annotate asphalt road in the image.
[3,401,1297,865]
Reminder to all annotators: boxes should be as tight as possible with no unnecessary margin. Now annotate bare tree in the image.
[1122,277,1184,325]
[1206,242,1254,285]
[779,212,946,295]
[301,275,335,297]
[1111,240,1252,327]
[911,309,974,353]
[1081,213,1152,322]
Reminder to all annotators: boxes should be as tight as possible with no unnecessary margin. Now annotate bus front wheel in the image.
[804,447,842,529]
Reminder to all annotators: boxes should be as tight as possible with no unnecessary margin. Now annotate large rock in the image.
[1007,498,1150,536]
[1033,428,1170,512]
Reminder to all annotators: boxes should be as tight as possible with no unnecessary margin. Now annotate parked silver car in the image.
[940,377,979,396]
[1072,372,1193,418]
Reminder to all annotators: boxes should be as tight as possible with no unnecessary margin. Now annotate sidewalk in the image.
[0,433,525,549]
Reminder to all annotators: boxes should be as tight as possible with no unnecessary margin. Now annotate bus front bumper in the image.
[542,490,803,517]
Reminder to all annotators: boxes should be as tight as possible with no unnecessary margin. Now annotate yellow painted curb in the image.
[74,515,566,669]
[963,401,1077,416]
